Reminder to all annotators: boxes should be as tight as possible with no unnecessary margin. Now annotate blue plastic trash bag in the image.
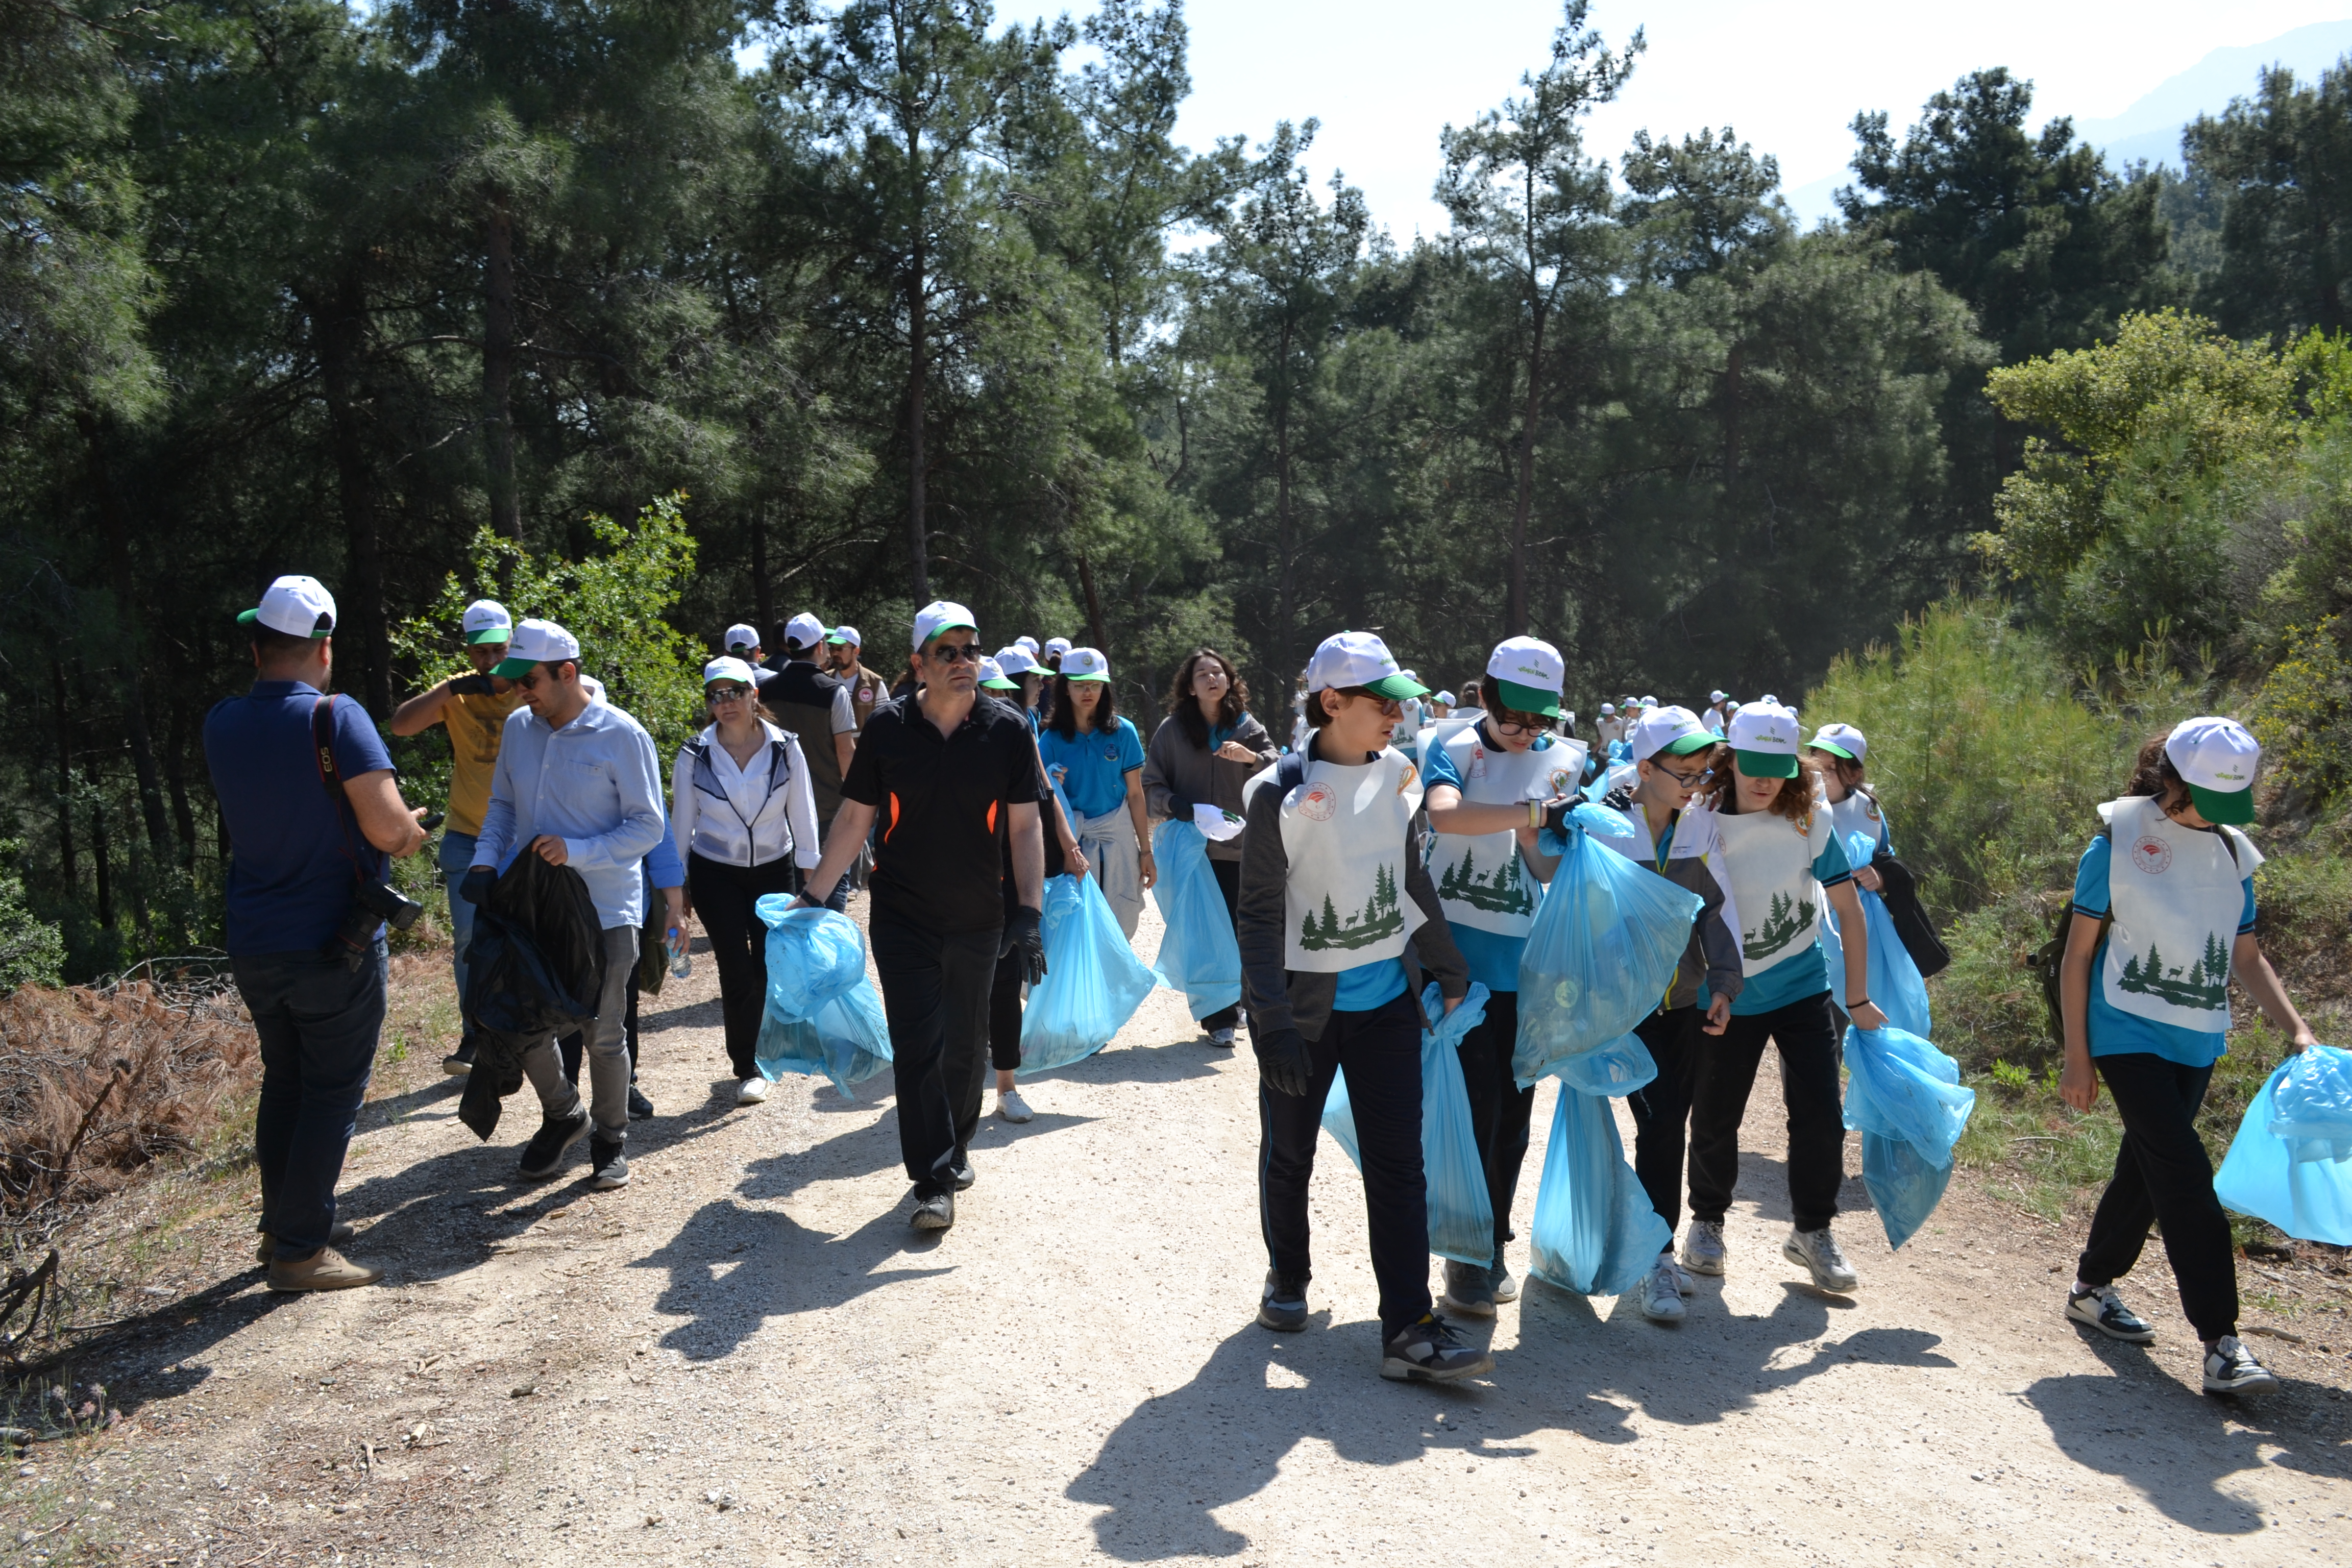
[1148,819,1243,1023]
[1528,1085,1672,1296]
[2216,1049,2352,1245]
[1821,830,1932,1039]
[1555,1034,1658,1097]
[753,898,893,1098]
[1512,829,1702,1086]
[1322,984,1497,1266]
[1842,1025,1975,1248]
[1019,872,1161,1076]
[2269,1044,2352,1164]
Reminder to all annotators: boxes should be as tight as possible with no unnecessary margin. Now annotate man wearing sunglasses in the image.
[793,602,1046,1233]
[463,618,669,1189]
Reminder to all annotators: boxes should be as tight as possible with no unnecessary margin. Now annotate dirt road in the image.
[17,896,2352,1564]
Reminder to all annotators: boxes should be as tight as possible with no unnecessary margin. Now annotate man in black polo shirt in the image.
[762,611,857,911]
[797,601,1045,1231]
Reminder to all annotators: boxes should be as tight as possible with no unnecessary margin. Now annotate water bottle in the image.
[667,925,691,980]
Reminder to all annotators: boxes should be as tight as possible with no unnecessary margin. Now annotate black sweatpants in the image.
[1204,856,1243,1033]
[1687,990,1846,1233]
[689,851,801,1078]
[1628,1005,1703,1235]
[987,945,1025,1073]
[1258,991,1431,1339]
[2076,1052,2237,1342]
[870,910,999,1197]
[1454,989,1533,1263]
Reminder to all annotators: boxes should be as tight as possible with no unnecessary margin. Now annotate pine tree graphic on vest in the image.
[1437,844,1534,916]
[2117,930,2230,1012]
[1300,863,1406,951]
[1742,889,1815,962]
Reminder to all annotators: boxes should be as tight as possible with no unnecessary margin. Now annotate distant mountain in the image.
[2075,20,2352,170]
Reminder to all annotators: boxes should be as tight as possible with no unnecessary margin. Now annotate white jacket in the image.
[671,722,821,871]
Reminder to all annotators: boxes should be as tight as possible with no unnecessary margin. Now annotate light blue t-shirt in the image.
[1037,716,1145,820]
[2071,831,2257,1068]
[1420,724,1558,994]
[1711,826,1855,1017]
[1333,957,1409,1014]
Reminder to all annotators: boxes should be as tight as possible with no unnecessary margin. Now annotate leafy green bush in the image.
[2251,617,2352,805]
[0,841,64,996]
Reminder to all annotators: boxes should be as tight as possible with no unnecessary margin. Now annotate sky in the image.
[991,0,2352,235]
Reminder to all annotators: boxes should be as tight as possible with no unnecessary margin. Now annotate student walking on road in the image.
[1241,631,1487,1384]
[764,612,858,911]
[794,603,1047,1232]
[979,655,1086,1124]
[826,626,886,731]
[1036,648,1155,940]
[671,656,821,1107]
[2056,718,2316,1394]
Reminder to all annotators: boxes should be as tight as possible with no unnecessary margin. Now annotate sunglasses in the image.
[513,669,548,691]
[706,685,753,704]
[928,642,983,664]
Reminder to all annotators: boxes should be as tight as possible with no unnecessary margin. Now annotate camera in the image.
[327,879,428,969]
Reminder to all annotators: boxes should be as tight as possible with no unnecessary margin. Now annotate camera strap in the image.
[311,694,371,885]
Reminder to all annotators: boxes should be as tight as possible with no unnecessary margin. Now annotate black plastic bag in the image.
[1869,849,1951,980]
[458,854,603,1139]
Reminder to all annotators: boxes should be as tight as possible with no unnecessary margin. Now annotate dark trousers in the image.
[871,910,1000,1196]
[1455,989,1533,1262]
[689,851,801,1077]
[233,942,387,1260]
[1259,991,1430,1338]
[2077,1052,2237,1341]
[988,945,1025,1073]
[1206,857,1242,1032]
[1687,990,1846,1233]
[1628,1005,1703,1235]
[560,973,640,1085]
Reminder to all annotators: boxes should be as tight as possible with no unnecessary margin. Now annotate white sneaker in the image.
[1783,1226,1859,1293]
[995,1088,1035,1123]
[1640,1257,1686,1322]
[1667,1254,1697,1295]
[1680,1219,1726,1277]
[1209,1027,1236,1046]
[735,1076,770,1106]
[2202,1335,2277,1395]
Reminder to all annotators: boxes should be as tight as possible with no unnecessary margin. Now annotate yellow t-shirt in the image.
[443,686,525,837]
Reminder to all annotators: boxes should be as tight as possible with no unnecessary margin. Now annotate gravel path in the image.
[22,895,2352,1564]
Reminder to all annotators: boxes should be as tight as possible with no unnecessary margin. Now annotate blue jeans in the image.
[233,941,387,1259]
[438,829,479,1031]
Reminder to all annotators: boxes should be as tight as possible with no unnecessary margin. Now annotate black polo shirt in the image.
[843,692,1041,934]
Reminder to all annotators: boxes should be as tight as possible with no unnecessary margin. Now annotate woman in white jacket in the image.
[673,657,822,1105]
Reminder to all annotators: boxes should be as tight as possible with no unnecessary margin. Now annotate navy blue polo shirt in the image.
[205,681,394,955]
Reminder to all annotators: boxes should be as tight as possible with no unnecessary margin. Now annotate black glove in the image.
[1255,1026,1314,1098]
[1002,905,1047,985]
[1541,799,1576,836]
[1168,794,1199,819]
[449,674,497,696]
[458,866,496,906]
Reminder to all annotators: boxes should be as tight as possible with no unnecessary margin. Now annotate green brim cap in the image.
[1659,731,1716,757]
[1492,677,1558,717]
[2189,781,2256,826]
[1063,670,1110,683]
[236,607,330,637]
[981,675,1019,691]
[1808,739,1857,761]
[1734,748,1799,779]
[467,628,512,646]
[492,655,538,678]
[1363,672,1431,701]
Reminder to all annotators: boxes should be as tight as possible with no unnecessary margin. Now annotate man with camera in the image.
[464,618,667,1188]
[388,599,523,1076]
[205,575,430,1292]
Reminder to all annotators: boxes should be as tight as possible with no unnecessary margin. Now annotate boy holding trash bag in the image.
[1239,631,1488,1384]
[2056,717,2316,1394]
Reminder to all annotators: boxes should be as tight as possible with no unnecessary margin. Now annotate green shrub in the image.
[0,841,64,996]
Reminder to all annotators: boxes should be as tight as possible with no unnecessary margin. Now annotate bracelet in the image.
[1845,996,1872,1010]
[1528,799,1543,828]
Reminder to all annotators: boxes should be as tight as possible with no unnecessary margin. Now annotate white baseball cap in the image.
[237,575,336,639]
[994,645,1039,676]
[1727,700,1802,779]
[1060,647,1110,682]
[701,656,758,689]
[1759,692,1780,705]
[2165,716,2260,825]
[825,624,861,648]
[461,599,512,646]
[1809,722,1868,763]
[913,600,977,650]
[723,622,762,653]
[1044,636,1073,658]
[494,618,581,677]
[1599,702,1615,715]
[1483,636,1565,718]
[1709,689,1727,703]
[1305,630,1426,698]
[978,655,1020,692]
[1436,690,1457,706]
[1016,635,1041,656]
[1629,705,1717,764]
[783,612,828,649]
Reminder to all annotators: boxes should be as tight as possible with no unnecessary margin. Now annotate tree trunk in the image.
[50,658,75,893]
[750,504,773,640]
[75,410,173,864]
[1075,551,1109,653]
[313,272,393,716]
[88,764,112,932]
[1273,317,1296,682]
[166,707,197,872]
[484,199,521,548]
[1720,339,1744,483]
[1506,300,1547,638]
[906,237,931,605]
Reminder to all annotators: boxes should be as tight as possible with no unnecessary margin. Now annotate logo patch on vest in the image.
[2130,836,2173,875]
[1297,782,1337,822]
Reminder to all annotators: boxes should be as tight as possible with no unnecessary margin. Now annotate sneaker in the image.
[266,1246,382,1293]
[1258,1270,1309,1332]
[517,1109,591,1181]
[1439,1259,1496,1318]
[627,1084,655,1121]
[2202,1335,2278,1395]
[1380,1313,1494,1383]
[995,1088,1035,1123]
[441,1038,477,1076]
[911,1189,955,1231]
[1490,1261,1520,1304]
[589,1135,630,1190]
[950,1161,976,1192]
[255,1221,354,1265]
[1640,1256,1687,1323]
[735,1076,770,1106]
[1667,1255,1697,1295]
[2066,1283,2155,1343]
[1681,1219,1727,1277]
[1209,1028,1236,1047]
[1783,1226,1859,1293]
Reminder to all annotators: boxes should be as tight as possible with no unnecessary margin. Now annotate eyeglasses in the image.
[706,685,753,704]
[513,669,547,691]
[1653,762,1712,789]
[1488,716,1547,738]
[928,642,983,664]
